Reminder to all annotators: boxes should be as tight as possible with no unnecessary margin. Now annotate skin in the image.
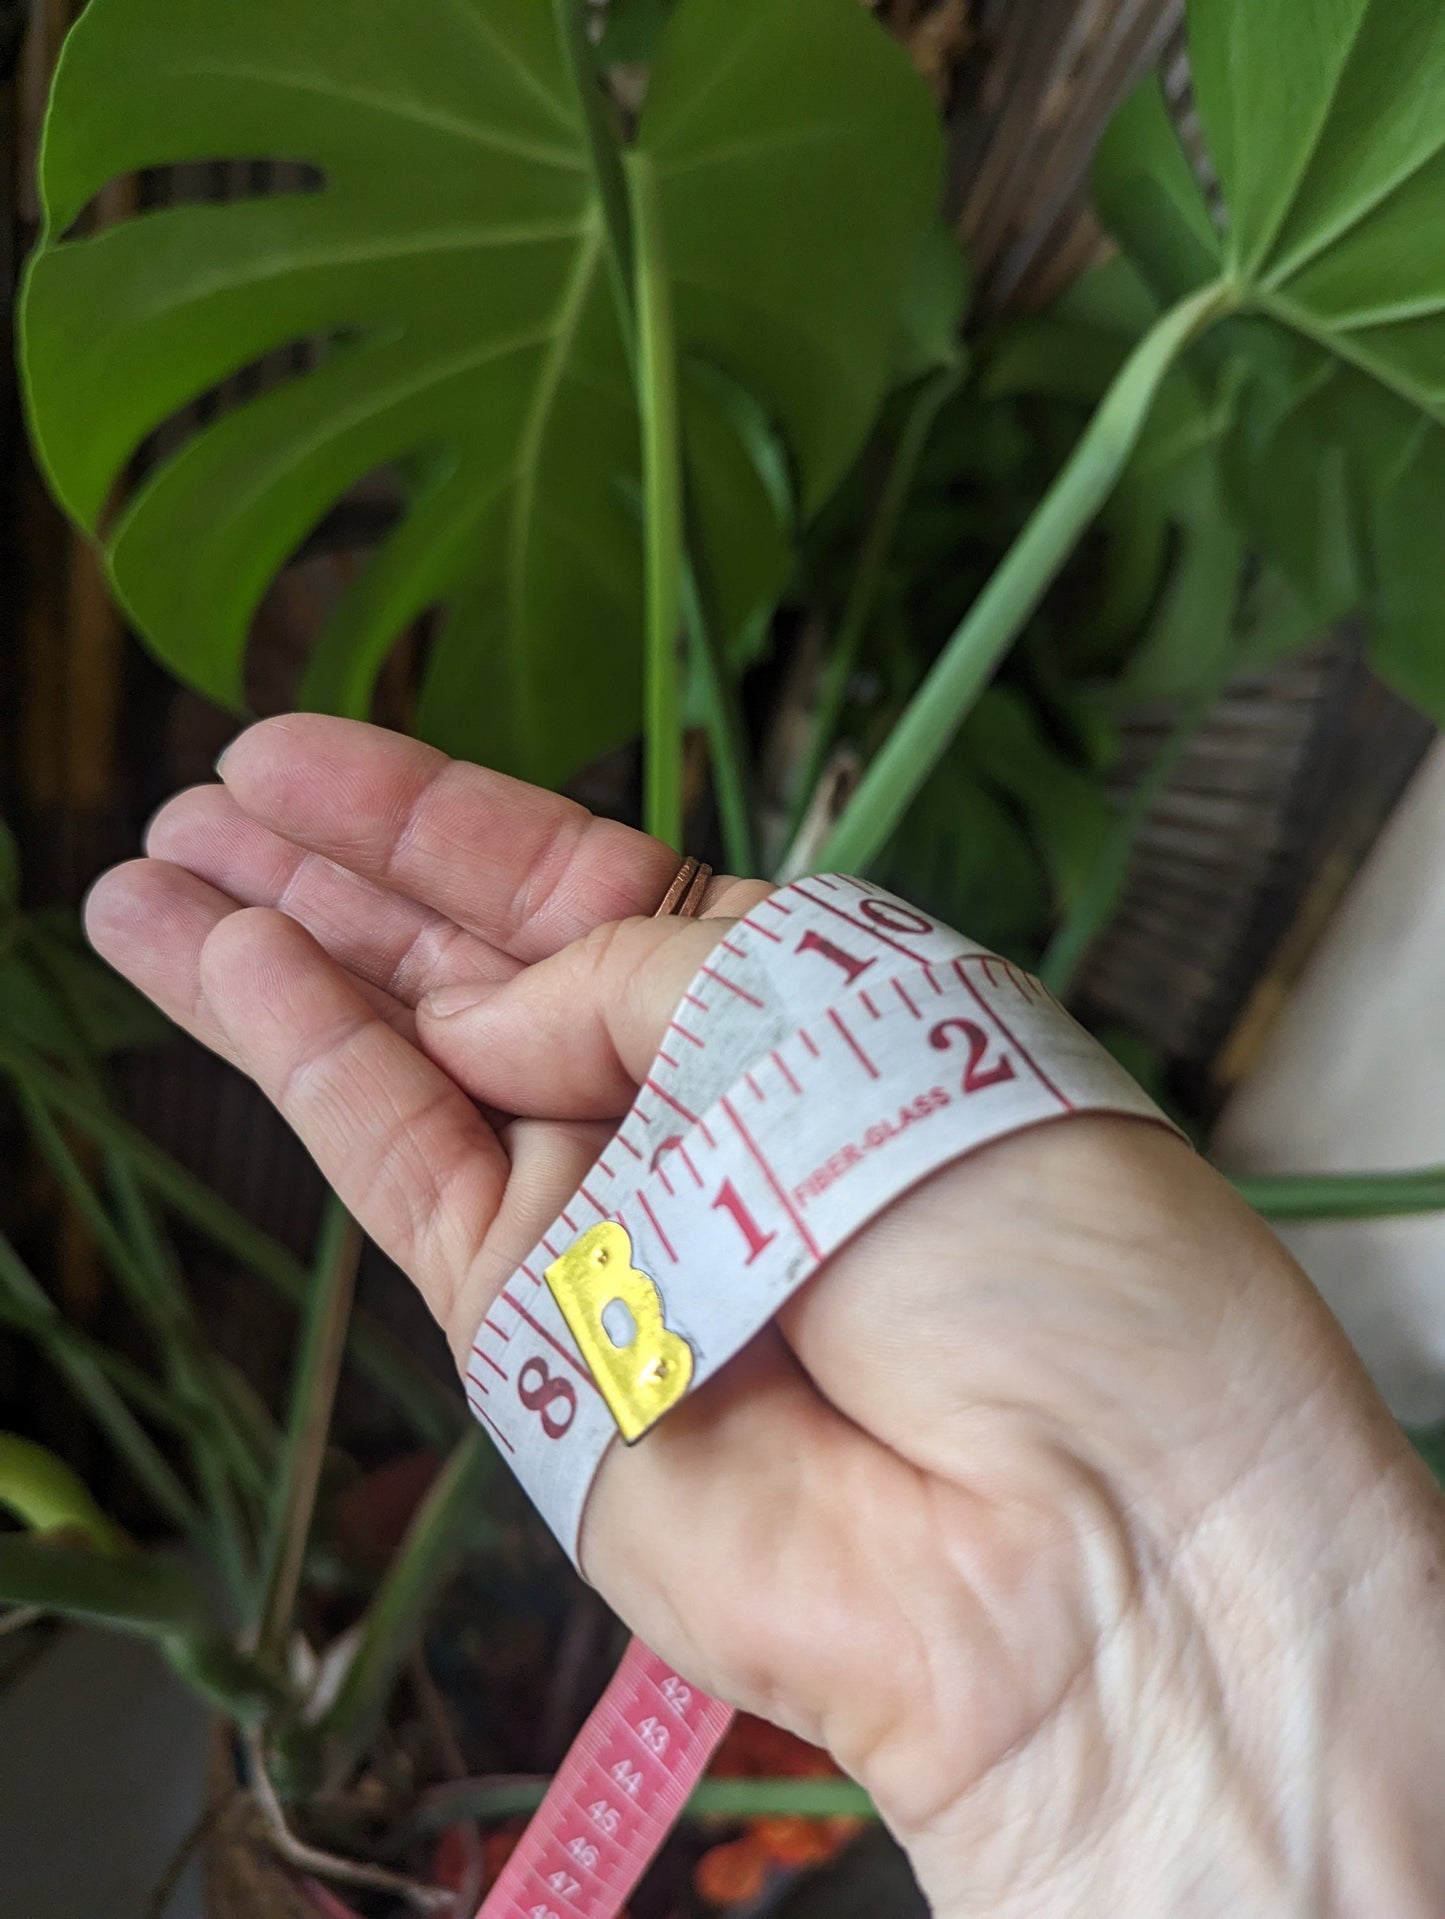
[87,714,1445,1916]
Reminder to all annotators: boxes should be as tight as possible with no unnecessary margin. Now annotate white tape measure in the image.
[470,876,1171,1918]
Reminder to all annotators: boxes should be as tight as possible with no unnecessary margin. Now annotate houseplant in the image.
[8,0,1445,1911]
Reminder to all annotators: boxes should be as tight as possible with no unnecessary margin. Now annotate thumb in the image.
[416,894,769,1117]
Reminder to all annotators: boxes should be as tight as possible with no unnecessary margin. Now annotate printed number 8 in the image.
[518,1357,578,1439]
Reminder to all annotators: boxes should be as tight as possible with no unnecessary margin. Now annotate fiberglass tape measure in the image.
[471,875,1171,1919]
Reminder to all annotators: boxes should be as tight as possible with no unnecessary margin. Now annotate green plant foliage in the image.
[596,0,680,68]
[1095,0,1445,718]
[770,1827,928,1919]
[0,913,170,1061]
[0,1433,127,1553]
[22,0,942,787]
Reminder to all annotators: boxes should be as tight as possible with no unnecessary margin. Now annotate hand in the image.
[87,715,1445,1917]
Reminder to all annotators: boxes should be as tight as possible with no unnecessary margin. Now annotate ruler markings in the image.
[949,959,1074,1112]
[699,964,764,1009]
[828,1008,879,1080]
[502,1290,600,1391]
[719,1095,823,1260]
[636,1190,676,1264]
[646,1077,698,1124]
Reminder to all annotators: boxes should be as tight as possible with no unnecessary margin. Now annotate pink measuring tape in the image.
[470,877,1170,1918]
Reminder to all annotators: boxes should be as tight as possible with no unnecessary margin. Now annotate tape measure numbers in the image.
[470,877,1171,1919]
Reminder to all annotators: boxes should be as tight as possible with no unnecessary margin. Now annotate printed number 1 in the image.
[712,1180,776,1264]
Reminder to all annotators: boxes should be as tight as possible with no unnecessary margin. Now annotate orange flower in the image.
[695,1831,772,1906]
[695,1712,859,1904]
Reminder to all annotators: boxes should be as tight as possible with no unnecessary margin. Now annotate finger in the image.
[216,714,725,957]
[414,902,769,1115]
[146,783,513,1007]
[85,859,244,1064]
[196,906,508,1346]
[85,858,415,1053]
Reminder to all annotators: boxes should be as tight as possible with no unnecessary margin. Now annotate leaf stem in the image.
[683,562,759,874]
[1039,683,1217,999]
[315,1430,496,1770]
[818,280,1237,874]
[781,366,958,872]
[552,0,635,343]
[0,1227,202,1541]
[1233,1167,1445,1222]
[405,1771,878,1837]
[0,1033,460,1445]
[627,147,686,851]
[20,1087,256,1598]
[254,1200,362,1667]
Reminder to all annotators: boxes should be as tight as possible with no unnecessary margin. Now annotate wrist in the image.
[889,1203,1445,1918]
[1176,1400,1445,1919]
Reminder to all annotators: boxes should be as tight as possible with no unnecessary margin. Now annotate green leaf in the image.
[1410,1423,1445,1493]
[0,1433,127,1553]
[1092,77,1222,306]
[641,0,943,516]
[1097,7,1445,716]
[892,222,970,388]
[877,749,1050,959]
[25,915,172,1056]
[769,1828,928,1919]
[596,0,679,67]
[1220,343,1445,711]
[0,1533,208,1636]
[961,689,1113,913]
[23,0,941,788]
[1189,0,1445,344]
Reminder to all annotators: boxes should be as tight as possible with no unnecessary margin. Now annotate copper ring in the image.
[654,855,713,920]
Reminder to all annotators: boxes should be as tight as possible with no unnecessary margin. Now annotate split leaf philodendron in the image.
[21,0,944,795]
[818,0,1445,872]
[16,0,1445,875]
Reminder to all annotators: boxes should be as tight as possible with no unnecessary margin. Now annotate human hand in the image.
[87,716,1445,1916]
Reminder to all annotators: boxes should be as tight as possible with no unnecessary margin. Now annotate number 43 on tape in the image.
[472,877,1172,1919]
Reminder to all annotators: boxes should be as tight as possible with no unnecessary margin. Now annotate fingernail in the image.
[422,982,489,1019]
[214,743,233,778]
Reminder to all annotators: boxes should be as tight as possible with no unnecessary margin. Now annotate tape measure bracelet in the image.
[466,875,1176,1919]
[464,875,1174,1567]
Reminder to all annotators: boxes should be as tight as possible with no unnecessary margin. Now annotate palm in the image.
[88,714,1348,1912]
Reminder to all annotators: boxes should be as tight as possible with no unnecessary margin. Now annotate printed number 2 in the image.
[712,1179,776,1264]
[929,1017,1017,1093]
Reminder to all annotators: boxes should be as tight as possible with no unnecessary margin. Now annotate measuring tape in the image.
[470,876,1171,1919]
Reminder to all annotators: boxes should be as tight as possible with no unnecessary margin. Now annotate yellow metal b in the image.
[545,1222,694,1443]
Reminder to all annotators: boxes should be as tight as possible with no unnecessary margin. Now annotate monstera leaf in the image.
[1093,0,1445,716]
[22,0,941,785]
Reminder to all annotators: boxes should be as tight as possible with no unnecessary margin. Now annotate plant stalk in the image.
[405,1772,877,1838]
[1040,682,1217,999]
[781,365,958,871]
[553,0,635,344]
[254,1200,362,1666]
[315,1430,496,1770]
[0,1227,202,1540]
[21,1087,256,1598]
[818,280,1237,874]
[627,147,686,850]
[1234,1167,1445,1222]
[0,1031,460,1445]
[684,563,760,875]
